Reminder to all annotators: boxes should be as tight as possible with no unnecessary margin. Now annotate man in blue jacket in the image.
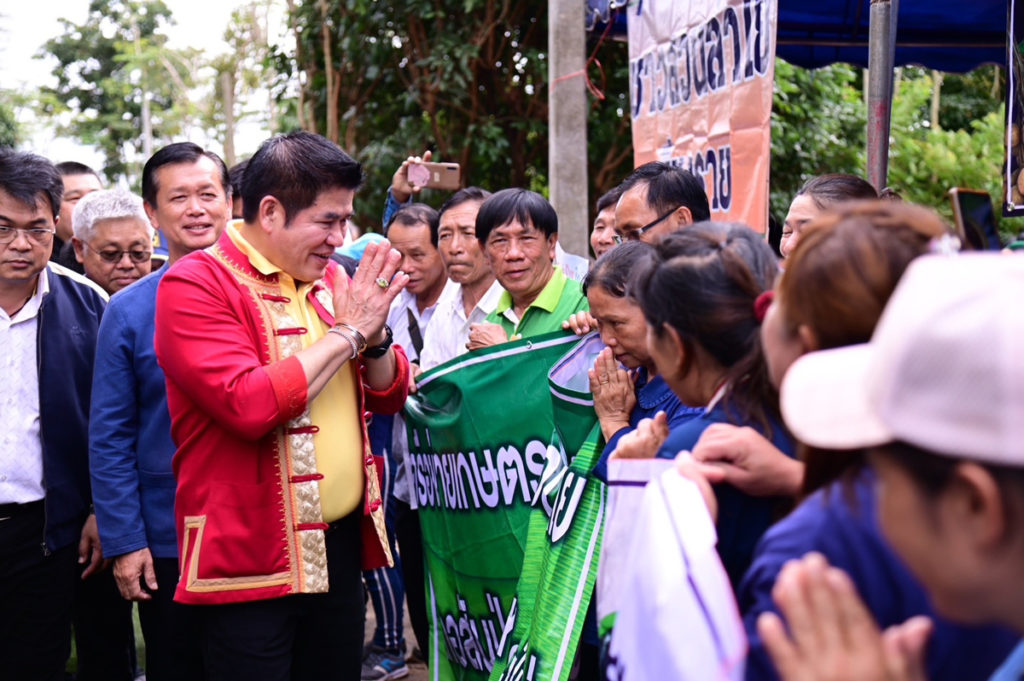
[0,148,108,680]
[89,142,232,680]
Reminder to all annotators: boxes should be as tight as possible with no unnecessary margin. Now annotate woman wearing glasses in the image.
[71,189,153,295]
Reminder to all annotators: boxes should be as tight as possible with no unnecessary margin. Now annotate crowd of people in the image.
[0,127,1021,681]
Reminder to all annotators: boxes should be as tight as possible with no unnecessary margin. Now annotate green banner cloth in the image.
[488,332,608,681]
[405,331,585,681]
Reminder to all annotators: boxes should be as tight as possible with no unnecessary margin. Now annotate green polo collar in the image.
[494,265,567,317]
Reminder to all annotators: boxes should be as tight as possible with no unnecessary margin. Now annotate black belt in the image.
[0,499,44,518]
[324,510,359,536]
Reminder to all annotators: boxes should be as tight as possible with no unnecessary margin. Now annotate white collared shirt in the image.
[386,288,440,366]
[387,287,442,507]
[554,242,590,283]
[419,278,505,371]
[0,269,50,503]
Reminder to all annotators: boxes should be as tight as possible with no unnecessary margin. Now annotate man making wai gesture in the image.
[154,130,411,681]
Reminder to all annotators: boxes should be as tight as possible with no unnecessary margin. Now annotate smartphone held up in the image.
[407,161,461,191]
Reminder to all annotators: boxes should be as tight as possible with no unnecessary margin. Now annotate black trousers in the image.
[138,556,206,681]
[200,510,365,681]
[0,501,77,681]
[395,502,428,654]
[73,561,136,681]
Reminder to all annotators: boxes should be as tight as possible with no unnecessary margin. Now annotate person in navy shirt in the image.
[738,202,1016,680]
[89,142,232,680]
[611,222,789,587]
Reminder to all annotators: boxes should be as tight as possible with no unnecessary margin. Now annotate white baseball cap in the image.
[781,253,1024,464]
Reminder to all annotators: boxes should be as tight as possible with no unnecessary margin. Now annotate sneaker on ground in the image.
[361,645,409,681]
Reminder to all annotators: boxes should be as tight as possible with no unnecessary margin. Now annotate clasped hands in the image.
[331,240,408,350]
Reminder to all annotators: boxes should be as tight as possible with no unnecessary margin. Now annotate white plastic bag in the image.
[601,460,747,680]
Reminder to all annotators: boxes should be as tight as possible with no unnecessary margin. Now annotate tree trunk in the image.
[319,0,339,144]
[220,70,237,167]
[930,70,943,131]
[132,20,153,158]
[286,0,308,131]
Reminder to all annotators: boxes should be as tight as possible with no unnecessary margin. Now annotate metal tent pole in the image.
[866,0,899,191]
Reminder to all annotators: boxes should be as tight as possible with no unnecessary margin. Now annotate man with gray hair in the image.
[72,189,153,295]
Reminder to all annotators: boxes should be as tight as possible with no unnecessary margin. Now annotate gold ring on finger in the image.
[375,277,389,289]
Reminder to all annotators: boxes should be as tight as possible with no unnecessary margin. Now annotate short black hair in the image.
[438,186,491,221]
[386,203,440,247]
[242,131,363,225]
[618,161,710,222]
[595,185,624,214]
[142,142,230,207]
[228,159,248,198]
[797,173,878,209]
[0,148,64,218]
[582,240,656,298]
[635,221,780,435]
[55,161,101,180]
[475,188,557,244]
[330,251,358,277]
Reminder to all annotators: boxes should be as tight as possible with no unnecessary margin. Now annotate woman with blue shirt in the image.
[561,240,702,679]
[740,201,1017,680]
[612,222,793,586]
[564,241,703,482]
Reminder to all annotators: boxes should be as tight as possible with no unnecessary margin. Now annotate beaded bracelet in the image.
[333,322,367,352]
[327,326,359,358]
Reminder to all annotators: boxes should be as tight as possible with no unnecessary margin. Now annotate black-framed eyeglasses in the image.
[0,225,55,245]
[612,206,681,244]
[83,242,152,264]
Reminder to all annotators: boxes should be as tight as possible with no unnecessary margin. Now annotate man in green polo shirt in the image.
[466,188,587,348]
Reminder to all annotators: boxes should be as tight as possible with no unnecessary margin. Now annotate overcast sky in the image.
[1,0,252,173]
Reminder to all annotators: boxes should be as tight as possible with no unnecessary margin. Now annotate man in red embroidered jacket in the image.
[154,131,411,681]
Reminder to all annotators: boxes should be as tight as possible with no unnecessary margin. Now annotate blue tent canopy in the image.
[586,0,1006,73]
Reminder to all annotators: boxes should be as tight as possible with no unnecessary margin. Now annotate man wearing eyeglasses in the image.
[71,189,153,295]
[613,161,711,245]
[0,148,109,679]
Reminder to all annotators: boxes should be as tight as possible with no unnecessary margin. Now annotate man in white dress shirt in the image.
[418,187,504,370]
[0,148,108,680]
[363,202,447,678]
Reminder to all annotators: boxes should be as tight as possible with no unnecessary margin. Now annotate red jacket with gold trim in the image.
[154,231,409,605]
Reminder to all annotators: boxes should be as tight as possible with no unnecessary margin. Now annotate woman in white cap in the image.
[735,202,1015,681]
[759,253,1024,681]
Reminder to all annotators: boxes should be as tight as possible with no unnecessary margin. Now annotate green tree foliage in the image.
[37,0,195,184]
[271,0,632,228]
[0,96,18,148]
[769,59,866,220]
[769,61,1016,241]
[204,0,279,167]
[887,66,1020,241]
[936,65,1003,132]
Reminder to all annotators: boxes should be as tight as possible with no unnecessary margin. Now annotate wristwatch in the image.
[362,324,394,359]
